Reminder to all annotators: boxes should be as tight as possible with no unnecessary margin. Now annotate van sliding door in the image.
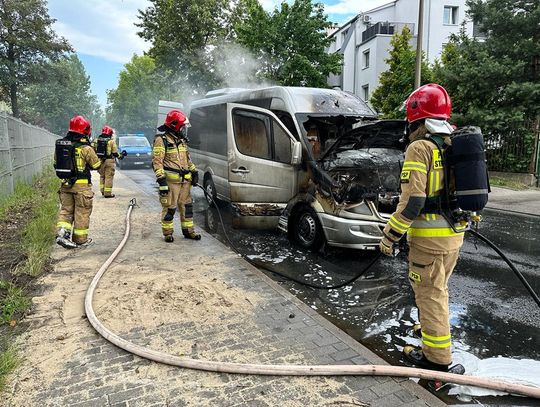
[227,103,298,228]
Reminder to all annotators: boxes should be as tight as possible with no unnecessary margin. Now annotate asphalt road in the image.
[122,167,540,403]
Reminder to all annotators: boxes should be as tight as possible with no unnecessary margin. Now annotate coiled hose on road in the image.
[84,199,540,399]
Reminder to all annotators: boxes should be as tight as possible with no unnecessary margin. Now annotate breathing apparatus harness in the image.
[416,123,489,233]
[54,133,92,186]
[95,135,113,159]
[158,131,194,182]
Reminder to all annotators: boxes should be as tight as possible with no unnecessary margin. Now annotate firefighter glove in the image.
[379,236,395,257]
[157,177,169,196]
[191,170,199,186]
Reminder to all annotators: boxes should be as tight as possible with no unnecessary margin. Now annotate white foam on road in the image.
[449,351,540,398]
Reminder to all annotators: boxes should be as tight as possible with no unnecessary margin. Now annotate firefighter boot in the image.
[183,230,201,240]
[164,235,174,243]
[403,346,450,372]
[55,228,77,249]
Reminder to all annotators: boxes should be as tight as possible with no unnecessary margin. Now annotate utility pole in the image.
[414,0,425,89]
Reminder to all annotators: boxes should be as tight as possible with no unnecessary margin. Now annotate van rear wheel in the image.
[291,206,324,250]
[203,176,218,207]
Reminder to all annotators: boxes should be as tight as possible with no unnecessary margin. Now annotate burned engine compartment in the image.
[300,117,407,213]
[322,148,403,205]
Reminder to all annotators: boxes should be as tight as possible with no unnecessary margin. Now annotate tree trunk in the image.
[10,82,19,118]
[7,41,19,117]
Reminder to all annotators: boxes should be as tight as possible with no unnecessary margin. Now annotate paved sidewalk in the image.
[4,172,444,407]
[487,186,540,216]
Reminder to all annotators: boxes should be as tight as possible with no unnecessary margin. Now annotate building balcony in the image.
[361,22,415,43]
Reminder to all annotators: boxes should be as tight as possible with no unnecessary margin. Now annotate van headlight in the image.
[345,202,372,215]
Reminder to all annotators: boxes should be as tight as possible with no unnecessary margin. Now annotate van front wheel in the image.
[203,176,218,207]
[292,207,324,250]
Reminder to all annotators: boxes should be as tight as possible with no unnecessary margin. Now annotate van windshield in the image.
[288,88,375,116]
[119,137,150,147]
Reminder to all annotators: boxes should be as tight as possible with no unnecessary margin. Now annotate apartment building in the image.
[327,0,479,103]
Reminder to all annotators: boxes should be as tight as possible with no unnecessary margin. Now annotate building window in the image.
[443,6,459,25]
[363,49,370,68]
[362,85,369,102]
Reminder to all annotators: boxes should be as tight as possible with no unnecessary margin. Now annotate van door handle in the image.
[231,167,250,174]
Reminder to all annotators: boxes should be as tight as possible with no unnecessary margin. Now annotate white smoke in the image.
[211,41,275,89]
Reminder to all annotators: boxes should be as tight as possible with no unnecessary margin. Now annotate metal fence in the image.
[0,112,59,199]
[484,123,540,174]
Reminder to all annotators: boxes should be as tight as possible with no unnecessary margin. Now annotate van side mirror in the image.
[291,141,302,165]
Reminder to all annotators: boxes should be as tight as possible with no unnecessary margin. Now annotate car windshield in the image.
[119,137,149,147]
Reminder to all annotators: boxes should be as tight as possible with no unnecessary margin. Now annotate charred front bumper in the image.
[318,212,385,249]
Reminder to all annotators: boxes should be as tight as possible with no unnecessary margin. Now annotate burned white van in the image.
[185,87,406,250]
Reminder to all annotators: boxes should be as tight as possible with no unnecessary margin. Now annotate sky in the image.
[47,0,392,108]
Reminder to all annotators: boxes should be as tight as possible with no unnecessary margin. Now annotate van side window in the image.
[190,105,227,155]
[233,110,271,160]
[273,121,292,164]
[188,108,204,150]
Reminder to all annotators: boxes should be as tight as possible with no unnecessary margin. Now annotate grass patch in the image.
[0,341,18,393]
[0,169,58,395]
[490,176,529,190]
[0,280,30,325]
[16,172,58,277]
[0,183,34,222]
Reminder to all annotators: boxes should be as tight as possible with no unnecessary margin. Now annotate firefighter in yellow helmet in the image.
[152,110,201,242]
[379,84,466,371]
[54,115,101,249]
[92,125,124,198]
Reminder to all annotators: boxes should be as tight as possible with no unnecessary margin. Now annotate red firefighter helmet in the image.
[405,83,452,123]
[69,115,91,136]
[158,109,189,133]
[101,125,114,136]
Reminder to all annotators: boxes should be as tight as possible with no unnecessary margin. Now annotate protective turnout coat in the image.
[383,125,465,366]
[152,132,198,237]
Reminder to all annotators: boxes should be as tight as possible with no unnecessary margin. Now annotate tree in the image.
[0,0,71,117]
[21,55,100,135]
[106,54,162,136]
[434,0,540,172]
[370,26,433,118]
[136,0,232,93]
[233,0,342,87]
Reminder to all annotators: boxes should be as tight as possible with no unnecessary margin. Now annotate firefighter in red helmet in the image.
[152,110,201,242]
[54,115,101,248]
[92,125,124,198]
[379,84,466,371]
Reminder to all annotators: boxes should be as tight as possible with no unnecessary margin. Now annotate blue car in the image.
[117,135,152,169]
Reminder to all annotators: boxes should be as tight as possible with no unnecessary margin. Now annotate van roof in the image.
[191,86,376,117]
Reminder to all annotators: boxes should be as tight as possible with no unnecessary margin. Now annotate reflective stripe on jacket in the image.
[152,133,196,183]
[383,134,464,253]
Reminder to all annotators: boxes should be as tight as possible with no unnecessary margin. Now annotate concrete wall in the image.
[0,112,59,199]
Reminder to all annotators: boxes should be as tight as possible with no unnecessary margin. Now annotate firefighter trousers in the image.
[407,244,461,365]
[56,184,94,244]
[160,182,195,237]
[99,159,116,196]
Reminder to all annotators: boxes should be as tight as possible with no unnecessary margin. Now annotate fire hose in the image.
[84,198,540,399]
